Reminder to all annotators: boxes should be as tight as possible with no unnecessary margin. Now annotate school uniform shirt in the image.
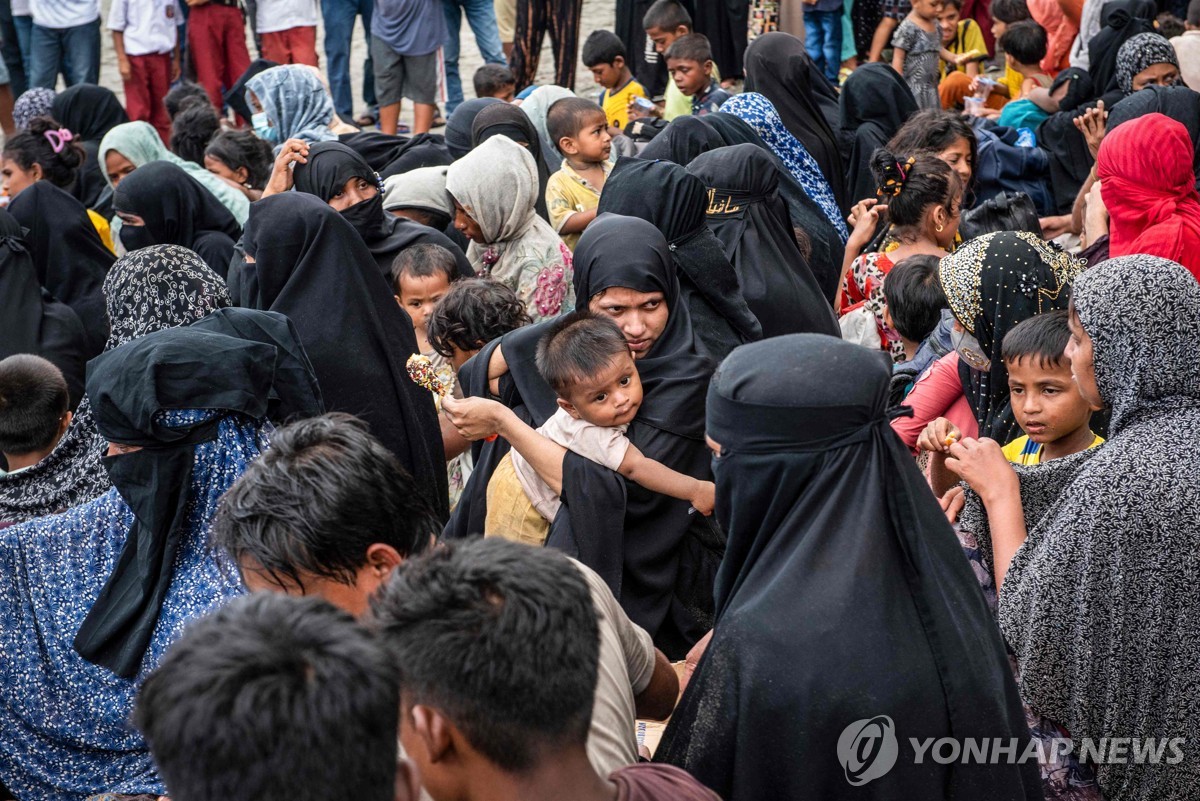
[599,78,647,130]
[31,0,100,28]
[255,0,318,34]
[1171,31,1200,92]
[107,0,183,56]
[691,80,731,115]
[1001,431,1104,465]
[545,157,612,250]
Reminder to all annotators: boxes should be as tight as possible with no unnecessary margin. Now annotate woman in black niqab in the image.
[687,144,839,338]
[597,157,761,361]
[1087,0,1157,98]
[471,102,551,223]
[237,192,449,520]
[840,63,919,205]
[638,115,724,164]
[8,181,113,357]
[291,141,472,278]
[444,97,504,159]
[50,84,130,216]
[112,161,242,279]
[655,333,1041,801]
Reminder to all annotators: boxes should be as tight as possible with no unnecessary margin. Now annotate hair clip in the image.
[44,128,73,154]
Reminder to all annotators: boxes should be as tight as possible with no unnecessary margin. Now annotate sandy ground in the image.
[88,0,612,128]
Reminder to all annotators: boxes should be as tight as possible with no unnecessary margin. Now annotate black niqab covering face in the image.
[839,63,919,204]
[687,145,838,339]
[445,97,504,159]
[656,334,1041,801]
[74,308,322,677]
[638,115,723,164]
[471,103,551,222]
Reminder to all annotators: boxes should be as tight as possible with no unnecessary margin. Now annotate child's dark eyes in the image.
[594,393,607,403]
[619,376,631,387]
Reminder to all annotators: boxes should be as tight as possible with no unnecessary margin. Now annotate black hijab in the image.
[51,84,129,215]
[656,334,1041,801]
[223,58,279,123]
[9,181,113,356]
[0,209,89,408]
[1108,84,1200,188]
[471,103,551,223]
[741,32,847,210]
[840,63,919,205]
[292,141,473,278]
[74,307,322,678]
[597,158,761,362]
[639,115,723,164]
[702,113,846,300]
[693,0,748,78]
[444,98,504,159]
[1088,0,1157,98]
[337,130,454,178]
[237,192,450,519]
[112,161,242,280]
[688,145,839,339]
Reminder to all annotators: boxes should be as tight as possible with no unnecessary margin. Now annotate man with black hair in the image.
[0,354,72,479]
[214,412,680,776]
[134,592,421,801]
[370,538,718,801]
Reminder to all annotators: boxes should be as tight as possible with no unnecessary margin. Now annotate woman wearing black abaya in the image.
[471,102,551,223]
[1086,0,1156,99]
[237,192,449,520]
[741,32,846,209]
[597,157,761,361]
[444,97,505,159]
[0,210,88,409]
[1107,84,1200,187]
[688,144,839,338]
[50,84,130,217]
[840,63,920,205]
[9,181,114,357]
[113,162,242,279]
[656,334,1041,801]
[694,0,747,78]
[338,130,453,178]
[290,141,472,278]
[638,115,724,163]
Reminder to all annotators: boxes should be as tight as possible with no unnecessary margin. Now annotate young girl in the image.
[893,0,968,109]
[839,148,962,361]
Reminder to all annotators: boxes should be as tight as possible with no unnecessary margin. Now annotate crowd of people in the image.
[1,0,1200,797]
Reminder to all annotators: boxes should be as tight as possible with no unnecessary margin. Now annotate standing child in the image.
[254,0,319,66]
[109,0,183,143]
[893,0,967,108]
[640,0,714,120]
[185,0,252,113]
[371,0,445,134]
[664,33,730,115]
[804,0,844,83]
[544,96,611,250]
[582,29,646,132]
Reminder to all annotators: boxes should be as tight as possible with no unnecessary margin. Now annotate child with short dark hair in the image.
[392,242,458,356]
[544,97,612,249]
[445,311,714,547]
[938,0,985,78]
[882,255,952,386]
[369,537,720,801]
[641,0,705,120]
[163,82,210,121]
[1159,11,1185,39]
[169,100,221,166]
[581,29,647,132]
[426,277,532,370]
[0,354,72,475]
[998,20,1051,97]
[472,63,517,101]
[665,33,729,115]
[134,592,421,801]
[204,129,275,196]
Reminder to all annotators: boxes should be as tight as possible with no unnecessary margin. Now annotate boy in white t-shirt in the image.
[446,311,715,547]
[255,0,319,66]
[109,0,184,142]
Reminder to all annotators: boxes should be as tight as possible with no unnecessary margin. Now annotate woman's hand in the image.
[1082,179,1108,247]
[680,629,713,693]
[261,138,309,198]
[939,485,966,525]
[1073,100,1107,160]
[917,417,961,454]
[441,395,513,441]
[944,437,1018,504]
[847,197,886,230]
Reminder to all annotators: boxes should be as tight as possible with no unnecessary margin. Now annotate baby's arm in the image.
[618,444,715,515]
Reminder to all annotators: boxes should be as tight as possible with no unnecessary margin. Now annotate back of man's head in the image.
[134,592,413,801]
[0,354,69,457]
[213,413,439,608]
[369,539,600,779]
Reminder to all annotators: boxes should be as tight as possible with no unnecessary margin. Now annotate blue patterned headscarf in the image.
[0,410,264,800]
[246,65,338,149]
[719,92,849,242]
[12,87,56,131]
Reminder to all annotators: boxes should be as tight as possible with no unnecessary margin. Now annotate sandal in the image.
[354,112,377,127]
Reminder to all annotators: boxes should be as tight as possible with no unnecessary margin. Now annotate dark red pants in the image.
[123,52,173,143]
[188,3,252,111]
[260,26,318,66]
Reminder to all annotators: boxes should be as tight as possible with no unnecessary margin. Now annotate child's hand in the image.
[917,417,962,454]
[940,485,966,525]
[968,76,991,96]
[944,437,1017,503]
[848,199,885,250]
[441,395,510,441]
[117,57,132,82]
[691,480,716,516]
[847,197,887,229]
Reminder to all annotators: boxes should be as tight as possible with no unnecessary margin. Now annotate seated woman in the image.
[245,64,356,148]
[0,308,321,799]
[947,256,1200,801]
[655,333,1039,800]
[113,162,242,279]
[51,84,129,217]
[445,136,574,322]
[838,63,921,207]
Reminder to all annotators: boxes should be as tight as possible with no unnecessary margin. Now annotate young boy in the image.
[254,0,319,67]
[426,277,532,371]
[369,537,721,801]
[665,33,730,116]
[804,0,844,83]
[881,255,952,402]
[133,592,422,801]
[108,0,183,143]
[975,0,1032,103]
[582,29,646,132]
[445,312,714,547]
[371,0,445,134]
[640,0,716,121]
[998,19,1051,98]
[393,243,457,356]
[544,96,611,250]
[472,62,516,101]
[0,354,72,477]
[939,0,985,78]
[1171,0,1200,90]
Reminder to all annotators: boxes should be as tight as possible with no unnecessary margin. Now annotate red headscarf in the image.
[1098,113,1200,282]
